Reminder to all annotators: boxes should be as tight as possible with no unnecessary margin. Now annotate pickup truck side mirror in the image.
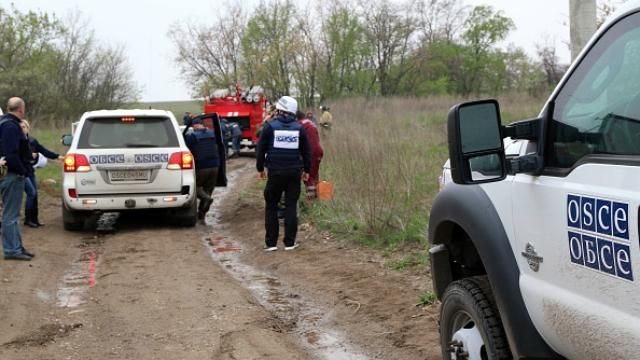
[61,134,73,146]
[447,99,506,184]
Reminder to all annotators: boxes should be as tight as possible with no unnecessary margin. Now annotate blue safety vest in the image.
[193,129,219,169]
[266,115,303,169]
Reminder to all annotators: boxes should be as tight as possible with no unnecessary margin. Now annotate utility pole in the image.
[570,0,597,61]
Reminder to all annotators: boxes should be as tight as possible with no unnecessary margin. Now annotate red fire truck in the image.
[203,84,266,149]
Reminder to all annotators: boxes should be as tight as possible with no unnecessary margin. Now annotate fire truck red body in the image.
[203,84,266,148]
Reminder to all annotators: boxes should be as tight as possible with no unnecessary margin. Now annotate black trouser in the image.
[264,168,301,247]
[196,167,219,214]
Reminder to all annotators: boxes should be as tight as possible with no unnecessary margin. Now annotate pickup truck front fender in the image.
[429,184,561,359]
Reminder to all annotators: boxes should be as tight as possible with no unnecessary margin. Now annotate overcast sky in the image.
[8,0,583,102]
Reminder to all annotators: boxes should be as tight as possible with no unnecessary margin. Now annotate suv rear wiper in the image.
[124,143,157,148]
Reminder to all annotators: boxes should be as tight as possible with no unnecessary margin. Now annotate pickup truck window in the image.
[549,12,640,168]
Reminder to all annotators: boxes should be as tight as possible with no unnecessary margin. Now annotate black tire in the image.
[174,196,197,227]
[62,202,86,231]
[440,276,511,360]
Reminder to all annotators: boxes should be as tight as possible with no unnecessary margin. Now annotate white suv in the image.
[61,109,222,230]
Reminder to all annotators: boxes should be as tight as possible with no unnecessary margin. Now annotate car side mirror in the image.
[61,134,73,146]
[447,99,506,184]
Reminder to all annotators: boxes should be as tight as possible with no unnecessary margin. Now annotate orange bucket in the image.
[317,180,334,200]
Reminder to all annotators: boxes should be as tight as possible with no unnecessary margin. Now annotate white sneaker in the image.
[263,246,278,252]
[284,243,299,251]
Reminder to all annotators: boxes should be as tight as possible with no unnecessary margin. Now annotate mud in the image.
[3,323,83,347]
[208,159,442,359]
[0,157,441,359]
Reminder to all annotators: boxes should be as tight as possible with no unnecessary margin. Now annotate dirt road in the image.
[0,158,440,359]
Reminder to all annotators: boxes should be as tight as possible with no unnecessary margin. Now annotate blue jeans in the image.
[24,174,37,210]
[232,135,241,153]
[1,173,25,256]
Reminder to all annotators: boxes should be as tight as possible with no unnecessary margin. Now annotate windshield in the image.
[77,116,179,149]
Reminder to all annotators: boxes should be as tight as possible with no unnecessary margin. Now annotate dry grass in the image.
[310,94,545,245]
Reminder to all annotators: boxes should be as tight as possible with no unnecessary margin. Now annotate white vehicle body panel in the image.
[63,109,195,211]
[441,1,640,357]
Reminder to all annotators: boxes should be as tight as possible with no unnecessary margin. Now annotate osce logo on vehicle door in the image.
[567,194,633,281]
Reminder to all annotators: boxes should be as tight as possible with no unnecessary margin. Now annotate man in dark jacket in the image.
[256,96,311,251]
[0,97,34,261]
[185,117,220,221]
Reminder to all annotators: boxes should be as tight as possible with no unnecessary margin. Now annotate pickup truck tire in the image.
[440,276,511,360]
[62,202,86,231]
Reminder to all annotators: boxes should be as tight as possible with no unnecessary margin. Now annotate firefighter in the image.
[184,117,220,221]
[256,96,311,251]
[228,121,242,158]
[319,105,333,129]
[296,111,323,200]
[219,117,231,159]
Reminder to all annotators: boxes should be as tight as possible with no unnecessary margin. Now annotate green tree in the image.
[459,5,515,95]
[359,0,417,96]
[0,6,138,123]
[0,5,63,117]
[241,0,299,98]
[318,1,373,100]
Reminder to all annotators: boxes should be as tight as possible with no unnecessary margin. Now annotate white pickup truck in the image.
[430,1,640,359]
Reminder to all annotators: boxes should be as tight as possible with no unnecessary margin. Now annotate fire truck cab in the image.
[203,84,266,149]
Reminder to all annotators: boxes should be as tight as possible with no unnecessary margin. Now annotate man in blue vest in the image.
[185,117,220,221]
[256,96,311,251]
[0,97,34,261]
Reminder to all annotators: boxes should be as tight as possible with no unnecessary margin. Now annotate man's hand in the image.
[302,172,310,182]
[259,170,267,180]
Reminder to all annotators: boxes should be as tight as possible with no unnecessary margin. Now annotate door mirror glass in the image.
[447,99,506,184]
[61,134,73,146]
[469,153,503,182]
[459,103,502,154]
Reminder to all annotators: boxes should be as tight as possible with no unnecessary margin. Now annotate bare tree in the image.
[359,0,418,95]
[415,0,467,44]
[168,5,246,97]
[536,42,565,87]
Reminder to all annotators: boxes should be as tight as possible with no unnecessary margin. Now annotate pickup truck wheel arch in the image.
[428,184,561,359]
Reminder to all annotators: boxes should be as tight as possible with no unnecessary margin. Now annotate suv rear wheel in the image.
[62,202,86,231]
[440,276,511,360]
[174,196,197,227]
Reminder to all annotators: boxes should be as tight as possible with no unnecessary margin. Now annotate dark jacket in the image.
[256,113,311,173]
[0,114,30,175]
[29,136,59,165]
[185,128,220,169]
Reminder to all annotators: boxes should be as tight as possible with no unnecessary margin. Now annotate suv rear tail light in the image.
[167,151,193,170]
[64,154,91,172]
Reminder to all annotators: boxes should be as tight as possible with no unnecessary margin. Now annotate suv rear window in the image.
[77,117,179,149]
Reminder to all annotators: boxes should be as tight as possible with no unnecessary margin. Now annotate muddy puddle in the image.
[204,168,369,360]
[56,213,116,308]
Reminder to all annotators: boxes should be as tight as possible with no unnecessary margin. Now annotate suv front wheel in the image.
[439,276,511,360]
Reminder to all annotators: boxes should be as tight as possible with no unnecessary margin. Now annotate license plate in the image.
[109,170,149,181]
